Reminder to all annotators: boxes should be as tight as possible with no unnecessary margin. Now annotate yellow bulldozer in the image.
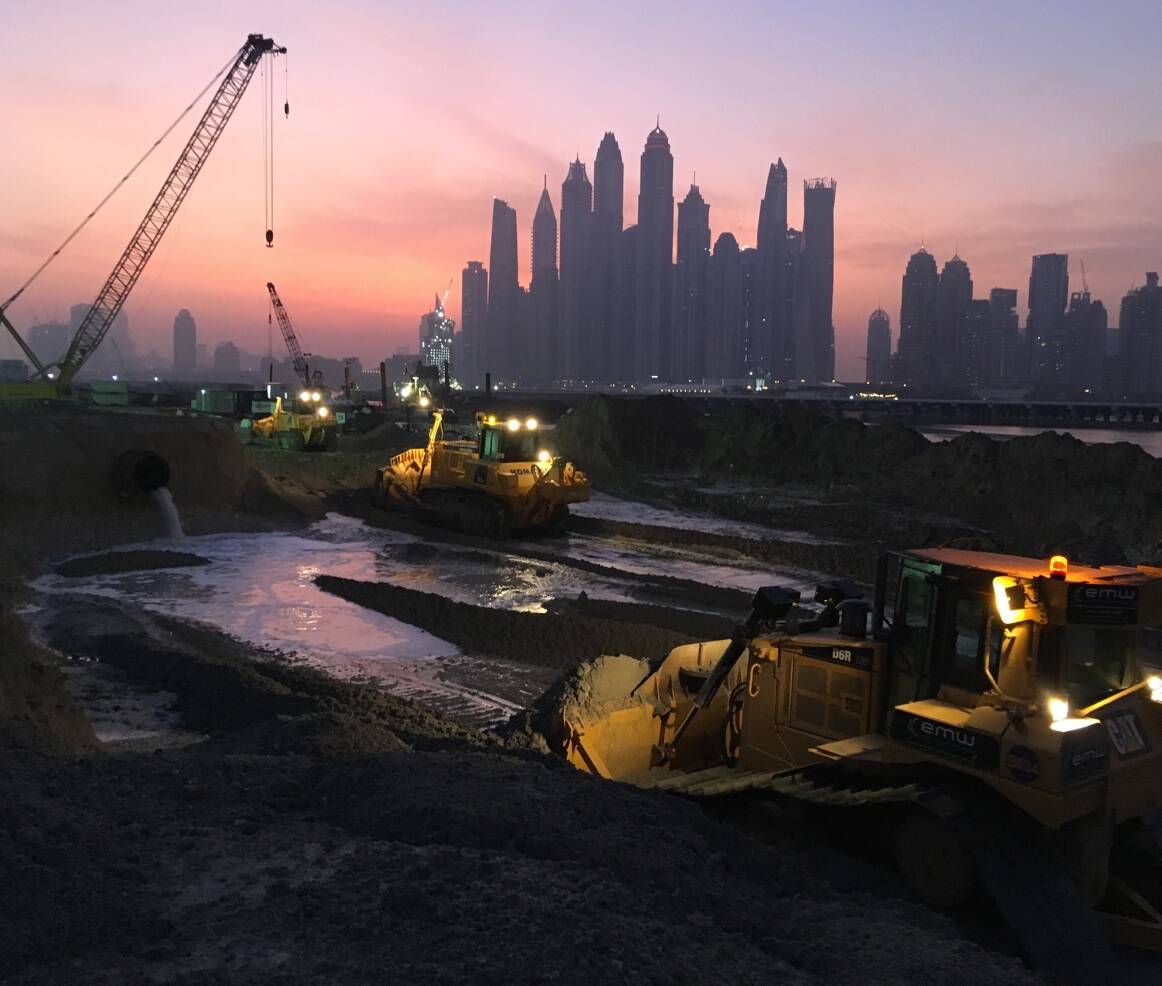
[549,547,1162,968]
[246,389,338,452]
[373,409,590,537]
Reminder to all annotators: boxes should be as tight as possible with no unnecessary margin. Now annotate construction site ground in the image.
[6,402,1162,983]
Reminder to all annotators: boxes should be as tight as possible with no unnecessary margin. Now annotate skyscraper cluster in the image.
[457,125,836,388]
[869,249,1160,397]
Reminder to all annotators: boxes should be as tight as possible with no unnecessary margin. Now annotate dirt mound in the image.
[554,395,703,475]
[557,397,1162,565]
[316,575,701,669]
[0,409,321,572]
[0,595,96,755]
[0,744,1042,986]
[54,548,209,578]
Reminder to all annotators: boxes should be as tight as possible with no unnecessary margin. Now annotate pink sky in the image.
[3,1,1159,380]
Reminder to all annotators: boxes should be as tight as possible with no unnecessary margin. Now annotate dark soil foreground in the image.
[0,594,1042,985]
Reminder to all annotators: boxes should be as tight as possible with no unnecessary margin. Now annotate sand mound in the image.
[556,396,1162,565]
[54,549,209,578]
[315,575,701,669]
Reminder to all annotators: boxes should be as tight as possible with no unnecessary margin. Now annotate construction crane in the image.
[266,281,316,387]
[0,33,286,392]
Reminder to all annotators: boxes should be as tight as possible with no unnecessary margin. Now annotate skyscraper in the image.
[459,261,488,387]
[616,224,638,379]
[591,132,624,382]
[485,199,519,381]
[419,294,456,381]
[988,288,1019,385]
[706,233,742,380]
[530,180,559,383]
[801,178,836,382]
[1027,253,1069,383]
[935,254,973,388]
[960,300,992,389]
[559,158,592,380]
[865,308,891,385]
[1064,291,1107,393]
[739,246,760,379]
[673,183,710,380]
[25,321,70,367]
[896,248,939,388]
[634,122,674,381]
[755,159,788,377]
[1117,273,1162,395]
[172,309,197,378]
[213,341,241,377]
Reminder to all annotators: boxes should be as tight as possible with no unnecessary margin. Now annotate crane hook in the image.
[266,229,274,248]
[284,100,290,119]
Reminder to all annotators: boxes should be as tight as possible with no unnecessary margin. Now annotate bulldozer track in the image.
[638,760,1156,982]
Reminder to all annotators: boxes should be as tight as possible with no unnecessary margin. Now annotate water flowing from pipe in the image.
[150,487,185,540]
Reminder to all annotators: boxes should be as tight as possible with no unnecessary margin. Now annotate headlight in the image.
[316,407,329,418]
[1148,675,1162,704]
[299,390,311,402]
[537,450,551,463]
[526,417,538,430]
[311,391,321,402]
[401,384,413,398]
[1048,697,1069,723]
[419,396,430,408]
[507,418,520,431]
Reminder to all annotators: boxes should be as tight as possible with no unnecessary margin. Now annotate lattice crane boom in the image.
[49,34,285,388]
[266,281,310,386]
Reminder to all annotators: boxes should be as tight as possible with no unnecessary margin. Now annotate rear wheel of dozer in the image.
[895,809,976,908]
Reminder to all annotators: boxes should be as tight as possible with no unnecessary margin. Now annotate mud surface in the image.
[55,549,210,578]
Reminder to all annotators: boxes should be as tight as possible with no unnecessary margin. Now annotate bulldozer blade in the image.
[974,840,1125,985]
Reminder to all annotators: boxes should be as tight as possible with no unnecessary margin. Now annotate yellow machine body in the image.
[374,410,589,536]
[557,547,1162,951]
[248,394,337,452]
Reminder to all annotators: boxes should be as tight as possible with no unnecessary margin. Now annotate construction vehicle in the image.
[373,409,590,537]
[0,34,286,396]
[267,281,324,388]
[245,389,337,451]
[552,548,1162,963]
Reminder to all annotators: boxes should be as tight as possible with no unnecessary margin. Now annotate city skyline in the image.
[2,2,1159,380]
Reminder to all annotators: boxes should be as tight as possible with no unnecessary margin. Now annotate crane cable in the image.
[1,46,243,311]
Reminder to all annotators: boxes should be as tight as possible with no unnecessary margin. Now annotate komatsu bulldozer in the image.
[552,548,1162,964]
[246,390,338,451]
[373,409,589,537]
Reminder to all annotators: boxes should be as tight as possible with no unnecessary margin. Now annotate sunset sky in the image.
[3,0,1159,380]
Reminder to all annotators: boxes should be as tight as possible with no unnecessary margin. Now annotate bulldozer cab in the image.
[475,414,542,463]
[878,552,1005,712]
[876,549,1159,718]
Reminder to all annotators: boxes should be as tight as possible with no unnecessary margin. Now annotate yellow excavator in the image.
[547,548,1162,969]
[373,409,590,537]
[247,389,338,451]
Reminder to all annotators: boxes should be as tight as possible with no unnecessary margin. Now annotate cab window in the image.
[940,594,999,692]
[501,430,537,462]
[480,427,502,459]
[1038,626,1138,709]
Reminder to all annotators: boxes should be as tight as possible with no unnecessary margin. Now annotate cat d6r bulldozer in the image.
[373,409,589,538]
[552,548,1162,969]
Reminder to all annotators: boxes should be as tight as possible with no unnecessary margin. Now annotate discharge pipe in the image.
[111,449,171,497]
